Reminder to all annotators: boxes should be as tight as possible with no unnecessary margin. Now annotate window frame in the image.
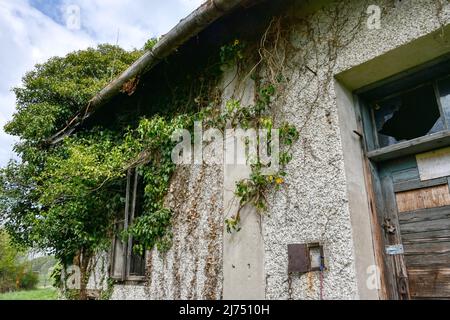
[358,61,450,162]
[110,168,146,282]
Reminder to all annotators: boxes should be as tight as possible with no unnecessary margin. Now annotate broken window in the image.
[110,168,146,281]
[438,76,450,125]
[372,84,445,148]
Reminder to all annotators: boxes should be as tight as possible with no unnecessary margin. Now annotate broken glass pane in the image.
[373,84,444,148]
[438,76,450,125]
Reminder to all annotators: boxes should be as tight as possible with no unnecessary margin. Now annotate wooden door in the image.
[378,154,450,299]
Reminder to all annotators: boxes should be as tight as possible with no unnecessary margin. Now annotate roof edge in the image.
[48,0,255,144]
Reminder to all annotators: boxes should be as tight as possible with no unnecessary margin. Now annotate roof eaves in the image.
[48,0,257,144]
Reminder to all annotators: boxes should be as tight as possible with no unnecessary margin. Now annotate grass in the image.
[0,288,57,300]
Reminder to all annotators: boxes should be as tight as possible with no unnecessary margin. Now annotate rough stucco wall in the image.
[335,0,450,75]
[86,252,109,292]
[263,0,450,300]
[110,0,450,300]
[59,252,108,299]
[112,164,224,300]
[262,1,368,300]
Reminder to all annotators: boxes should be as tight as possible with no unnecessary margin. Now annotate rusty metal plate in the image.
[288,244,310,273]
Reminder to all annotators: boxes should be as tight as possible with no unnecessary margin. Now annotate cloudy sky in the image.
[0,0,204,166]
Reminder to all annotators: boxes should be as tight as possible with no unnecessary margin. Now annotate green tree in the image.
[0,44,143,299]
[6,44,141,144]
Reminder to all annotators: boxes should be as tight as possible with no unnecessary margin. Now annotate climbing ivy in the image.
[99,278,116,300]
[121,114,196,254]
[0,33,300,298]
[220,39,245,67]
[222,85,299,233]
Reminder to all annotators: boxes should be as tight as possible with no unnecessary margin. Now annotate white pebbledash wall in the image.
[111,0,450,300]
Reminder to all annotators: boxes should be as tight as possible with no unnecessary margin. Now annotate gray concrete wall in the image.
[334,80,379,300]
[222,67,266,300]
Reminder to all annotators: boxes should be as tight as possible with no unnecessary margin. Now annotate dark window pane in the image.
[438,76,450,125]
[373,84,443,148]
[129,238,146,276]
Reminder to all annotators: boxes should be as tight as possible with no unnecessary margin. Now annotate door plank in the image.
[405,252,450,267]
[394,177,448,193]
[395,184,450,213]
[400,218,450,234]
[402,229,450,244]
[408,267,450,298]
[381,174,411,299]
[399,206,450,223]
[370,163,397,299]
[416,146,450,181]
[377,155,450,300]
[392,167,419,183]
[404,241,450,255]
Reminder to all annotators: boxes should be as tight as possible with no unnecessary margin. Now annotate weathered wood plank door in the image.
[378,153,450,299]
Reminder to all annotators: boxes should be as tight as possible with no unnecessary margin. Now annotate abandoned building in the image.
[57,0,450,300]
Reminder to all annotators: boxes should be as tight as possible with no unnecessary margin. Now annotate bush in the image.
[18,270,39,290]
[0,230,38,293]
[0,277,15,294]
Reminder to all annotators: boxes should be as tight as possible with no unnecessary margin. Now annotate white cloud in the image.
[0,0,94,166]
[59,0,205,49]
[0,0,205,166]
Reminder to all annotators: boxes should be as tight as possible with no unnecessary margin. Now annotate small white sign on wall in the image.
[386,244,404,255]
[416,147,450,181]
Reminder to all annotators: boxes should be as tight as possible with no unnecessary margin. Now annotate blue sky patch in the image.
[29,0,65,25]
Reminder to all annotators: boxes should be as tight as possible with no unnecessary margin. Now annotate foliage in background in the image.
[0,230,39,293]
[0,288,57,300]
[29,253,62,288]
[143,38,158,51]
[0,44,145,299]
[0,44,145,255]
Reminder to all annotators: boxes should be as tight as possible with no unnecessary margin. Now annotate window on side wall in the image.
[111,168,146,281]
